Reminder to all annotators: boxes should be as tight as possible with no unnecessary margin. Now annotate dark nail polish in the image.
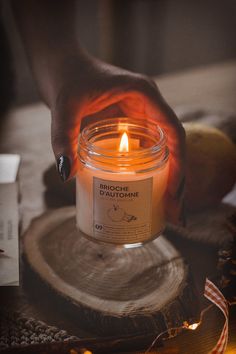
[57,156,71,182]
[175,176,185,200]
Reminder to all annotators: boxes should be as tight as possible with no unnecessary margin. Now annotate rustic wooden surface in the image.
[23,207,200,337]
[0,60,236,353]
[169,203,236,247]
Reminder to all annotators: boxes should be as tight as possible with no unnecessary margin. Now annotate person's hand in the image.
[50,55,185,225]
[11,1,185,224]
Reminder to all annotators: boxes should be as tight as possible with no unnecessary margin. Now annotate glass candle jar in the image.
[76,117,169,247]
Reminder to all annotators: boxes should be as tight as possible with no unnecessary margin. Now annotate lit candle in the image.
[76,118,169,246]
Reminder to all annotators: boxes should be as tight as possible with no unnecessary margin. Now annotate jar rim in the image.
[79,117,167,159]
[78,117,169,173]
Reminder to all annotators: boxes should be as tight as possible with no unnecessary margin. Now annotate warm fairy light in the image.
[183,321,201,330]
[70,349,78,354]
[119,132,129,152]
[188,323,200,330]
[70,349,92,354]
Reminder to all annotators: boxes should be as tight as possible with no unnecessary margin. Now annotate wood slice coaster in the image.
[23,207,200,337]
[168,203,235,248]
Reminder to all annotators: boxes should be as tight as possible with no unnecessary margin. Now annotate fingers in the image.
[114,79,186,225]
[51,85,127,182]
[118,89,185,178]
[165,177,186,226]
[81,82,185,197]
[143,91,186,224]
[51,101,81,181]
[144,92,186,225]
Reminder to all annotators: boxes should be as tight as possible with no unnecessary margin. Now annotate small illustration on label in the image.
[93,177,153,243]
[107,204,137,223]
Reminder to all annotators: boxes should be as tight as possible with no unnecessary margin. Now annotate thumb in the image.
[51,107,80,182]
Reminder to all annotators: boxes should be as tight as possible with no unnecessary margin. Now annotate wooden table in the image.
[0,60,236,353]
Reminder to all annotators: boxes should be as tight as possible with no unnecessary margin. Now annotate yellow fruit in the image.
[184,123,236,211]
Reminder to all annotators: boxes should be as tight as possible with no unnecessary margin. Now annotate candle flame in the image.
[119,132,129,152]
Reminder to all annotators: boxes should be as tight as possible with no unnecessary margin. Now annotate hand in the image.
[51,55,185,225]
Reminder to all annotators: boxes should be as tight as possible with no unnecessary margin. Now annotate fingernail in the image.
[175,176,185,200]
[57,156,71,182]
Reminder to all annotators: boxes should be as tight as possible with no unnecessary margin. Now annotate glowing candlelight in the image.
[76,118,169,246]
[119,132,129,153]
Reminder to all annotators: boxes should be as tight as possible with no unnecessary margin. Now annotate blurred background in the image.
[1,0,236,107]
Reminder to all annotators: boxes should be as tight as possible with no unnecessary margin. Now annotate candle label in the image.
[93,177,153,244]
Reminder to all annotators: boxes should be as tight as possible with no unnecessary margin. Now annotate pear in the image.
[184,123,236,212]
